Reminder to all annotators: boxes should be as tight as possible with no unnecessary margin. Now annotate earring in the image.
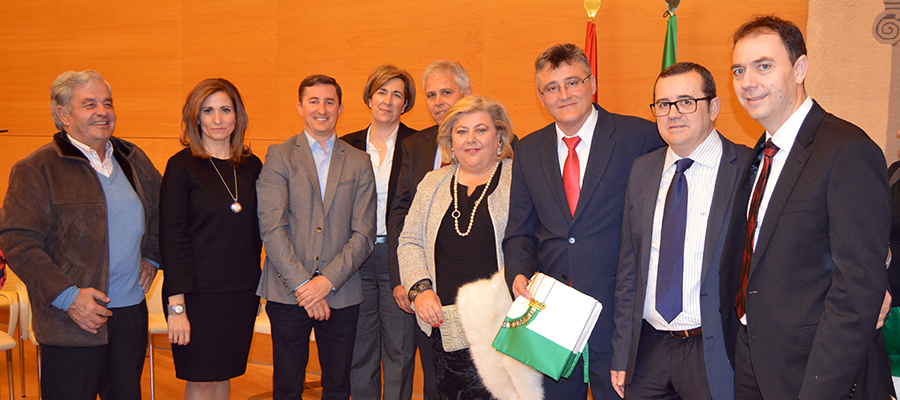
[497,145,502,156]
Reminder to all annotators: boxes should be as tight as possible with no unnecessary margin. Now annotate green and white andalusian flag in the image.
[492,273,602,380]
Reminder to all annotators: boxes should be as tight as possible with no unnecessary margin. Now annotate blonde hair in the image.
[437,95,514,164]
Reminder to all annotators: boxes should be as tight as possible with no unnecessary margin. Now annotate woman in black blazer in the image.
[340,64,419,400]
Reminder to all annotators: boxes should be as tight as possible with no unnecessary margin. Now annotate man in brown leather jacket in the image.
[0,70,161,400]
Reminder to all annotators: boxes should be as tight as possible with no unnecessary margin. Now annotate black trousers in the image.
[416,324,438,400]
[41,300,148,400]
[733,325,765,400]
[267,300,359,400]
[627,320,712,400]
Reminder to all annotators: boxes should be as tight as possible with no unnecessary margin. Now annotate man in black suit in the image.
[341,65,419,400]
[504,43,663,399]
[387,60,471,400]
[610,62,748,400]
[724,15,891,399]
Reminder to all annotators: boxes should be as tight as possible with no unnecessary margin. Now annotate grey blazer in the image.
[398,158,512,334]
[256,133,376,309]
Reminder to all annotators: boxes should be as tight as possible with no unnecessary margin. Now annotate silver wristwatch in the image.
[167,303,186,315]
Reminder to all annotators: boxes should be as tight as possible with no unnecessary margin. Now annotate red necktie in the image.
[562,136,582,216]
[736,140,779,319]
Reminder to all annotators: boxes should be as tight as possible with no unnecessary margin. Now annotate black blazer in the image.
[341,122,418,288]
[721,101,891,399]
[503,103,664,352]
[386,125,439,288]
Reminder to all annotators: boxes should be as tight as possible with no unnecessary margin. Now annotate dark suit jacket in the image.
[387,125,439,288]
[611,133,749,400]
[340,121,416,238]
[720,101,891,399]
[504,103,664,353]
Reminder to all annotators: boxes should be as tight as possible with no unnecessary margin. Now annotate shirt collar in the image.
[304,131,335,154]
[767,96,813,153]
[555,107,599,148]
[365,125,398,150]
[664,128,722,169]
[67,134,113,160]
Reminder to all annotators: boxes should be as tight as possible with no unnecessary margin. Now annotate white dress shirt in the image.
[68,134,114,177]
[750,96,813,247]
[365,126,398,236]
[644,130,722,331]
[556,108,599,187]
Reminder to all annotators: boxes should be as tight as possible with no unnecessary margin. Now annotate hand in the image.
[139,259,158,293]
[66,288,112,334]
[611,370,626,398]
[878,289,891,329]
[167,313,191,345]
[295,275,334,308]
[305,298,331,321]
[393,285,414,314]
[413,290,443,327]
[511,274,532,300]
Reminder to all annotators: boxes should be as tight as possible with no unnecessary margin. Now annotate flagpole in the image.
[584,0,600,103]
[662,0,680,70]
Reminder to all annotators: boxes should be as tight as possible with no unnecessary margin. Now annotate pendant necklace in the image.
[210,158,242,213]
[452,161,499,237]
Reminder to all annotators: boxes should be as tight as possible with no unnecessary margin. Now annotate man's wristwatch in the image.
[167,303,186,316]
[408,279,434,302]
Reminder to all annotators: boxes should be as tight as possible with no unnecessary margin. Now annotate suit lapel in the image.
[295,135,325,203]
[323,140,346,217]
[388,123,415,212]
[701,135,738,285]
[538,129,572,223]
[575,105,615,220]
[639,152,667,286]
[750,103,824,275]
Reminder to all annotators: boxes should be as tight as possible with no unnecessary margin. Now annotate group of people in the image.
[0,13,893,400]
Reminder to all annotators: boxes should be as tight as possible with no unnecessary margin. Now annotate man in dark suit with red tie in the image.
[723,15,892,399]
[504,43,663,399]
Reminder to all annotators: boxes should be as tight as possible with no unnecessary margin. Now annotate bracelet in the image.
[408,279,433,302]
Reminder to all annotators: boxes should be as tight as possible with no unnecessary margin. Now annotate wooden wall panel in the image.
[0,0,807,199]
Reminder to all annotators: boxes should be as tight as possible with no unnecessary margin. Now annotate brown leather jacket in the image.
[0,132,161,346]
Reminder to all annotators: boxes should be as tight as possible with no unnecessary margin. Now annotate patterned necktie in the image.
[735,140,780,319]
[562,136,582,216]
[656,158,694,323]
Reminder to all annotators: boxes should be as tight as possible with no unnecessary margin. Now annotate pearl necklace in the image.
[452,161,499,237]
[209,158,242,213]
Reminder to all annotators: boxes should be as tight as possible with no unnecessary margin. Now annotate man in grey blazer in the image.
[257,74,376,400]
[611,62,749,399]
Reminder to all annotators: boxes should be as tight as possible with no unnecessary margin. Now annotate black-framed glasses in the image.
[539,76,592,96]
[649,97,714,117]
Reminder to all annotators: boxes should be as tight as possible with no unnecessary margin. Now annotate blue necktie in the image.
[656,158,694,323]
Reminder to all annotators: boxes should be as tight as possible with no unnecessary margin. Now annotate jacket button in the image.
[568,237,576,244]
[561,274,568,281]
[316,227,322,233]
[314,256,319,261]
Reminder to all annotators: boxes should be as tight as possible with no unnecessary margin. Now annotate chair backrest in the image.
[1,261,30,342]
[146,270,164,313]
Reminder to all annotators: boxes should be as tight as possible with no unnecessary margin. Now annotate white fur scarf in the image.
[457,270,544,400]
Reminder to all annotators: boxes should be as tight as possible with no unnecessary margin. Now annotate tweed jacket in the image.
[0,132,161,346]
[256,133,376,309]
[398,158,512,334]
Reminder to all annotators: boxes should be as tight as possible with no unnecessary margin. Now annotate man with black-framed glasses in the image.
[504,43,664,399]
[610,62,750,400]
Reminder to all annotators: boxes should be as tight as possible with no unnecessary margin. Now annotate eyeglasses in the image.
[539,76,592,96]
[649,97,714,117]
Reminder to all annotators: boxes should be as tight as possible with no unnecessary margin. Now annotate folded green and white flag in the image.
[492,273,602,380]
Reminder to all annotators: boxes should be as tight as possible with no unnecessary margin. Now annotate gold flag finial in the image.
[584,0,601,19]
